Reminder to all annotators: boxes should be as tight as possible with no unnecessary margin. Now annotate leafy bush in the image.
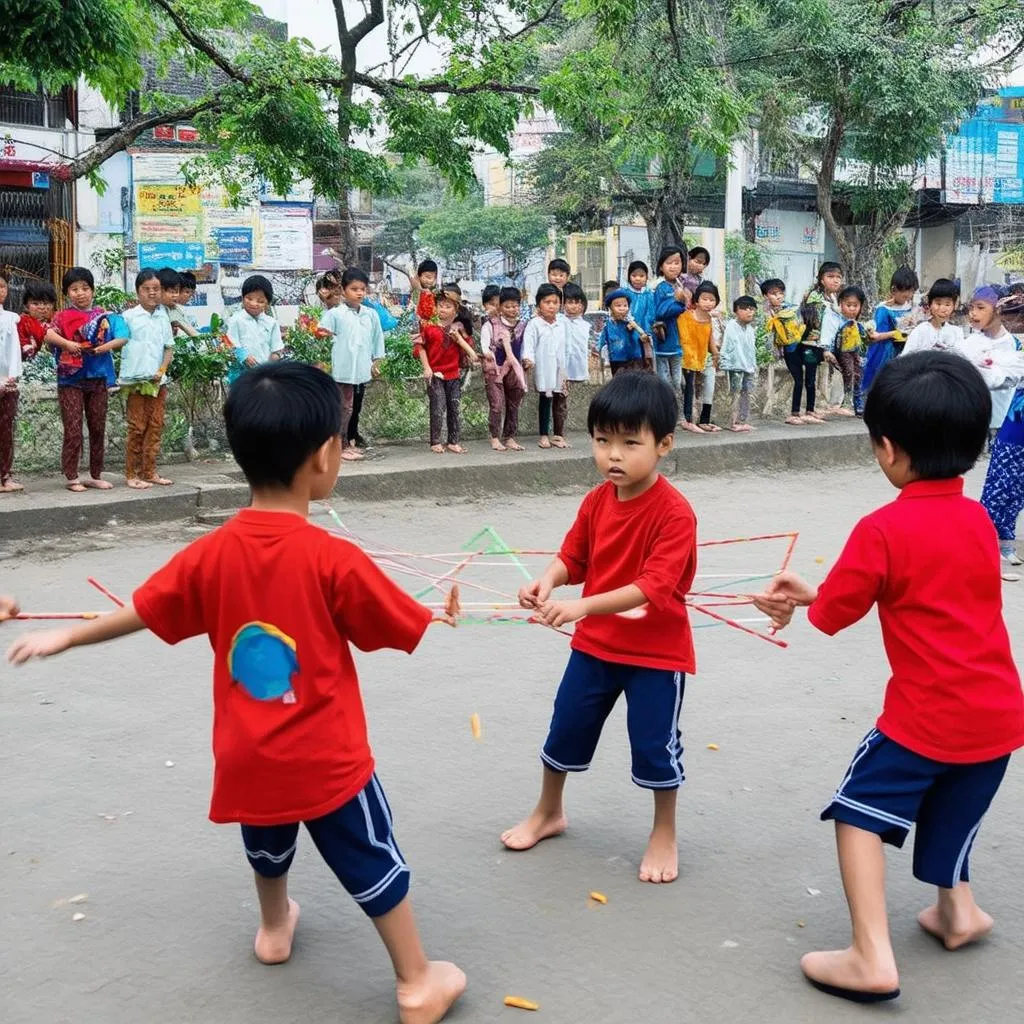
[283,306,333,368]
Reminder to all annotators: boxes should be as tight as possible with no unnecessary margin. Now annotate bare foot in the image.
[918,903,994,950]
[65,481,87,492]
[801,948,899,1002]
[505,439,525,451]
[551,436,571,449]
[254,898,300,965]
[501,809,567,851]
[146,475,173,486]
[430,444,446,454]
[126,479,152,490]
[683,422,703,434]
[0,480,24,492]
[490,438,507,452]
[341,449,364,461]
[638,829,678,883]
[83,477,114,490]
[784,416,804,426]
[538,437,552,449]
[446,444,467,454]
[397,960,467,1024]
[834,408,855,417]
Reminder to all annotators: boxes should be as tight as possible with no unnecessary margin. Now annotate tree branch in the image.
[64,97,223,180]
[504,0,561,42]
[348,0,384,46]
[351,72,540,96]
[149,0,251,84]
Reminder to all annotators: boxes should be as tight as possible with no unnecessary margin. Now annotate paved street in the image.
[2,463,1023,1024]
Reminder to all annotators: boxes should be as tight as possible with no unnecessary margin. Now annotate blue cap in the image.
[603,288,632,309]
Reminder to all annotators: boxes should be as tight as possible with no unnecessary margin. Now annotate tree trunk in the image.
[642,188,690,264]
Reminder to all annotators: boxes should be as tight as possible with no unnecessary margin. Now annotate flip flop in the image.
[807,979,900,1004]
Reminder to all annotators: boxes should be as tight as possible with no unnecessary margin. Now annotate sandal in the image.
[505,440,525,451]
[538,438,552,449]
[551,437,571,449]
[127,479,153,490]
[490,440,508,452]
[65,481,87,492]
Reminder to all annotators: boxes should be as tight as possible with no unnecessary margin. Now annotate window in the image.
[0,87,69,128]
[577,239,606,303]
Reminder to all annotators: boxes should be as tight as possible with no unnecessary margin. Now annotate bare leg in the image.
[639,789,678,883]
[252,873,301,964]
[374,897,467,1024]
[918,883,994,950]
[501,766,568,850]
[801,824,900,999]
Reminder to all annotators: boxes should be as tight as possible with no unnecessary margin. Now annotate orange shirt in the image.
[677,310,713,371]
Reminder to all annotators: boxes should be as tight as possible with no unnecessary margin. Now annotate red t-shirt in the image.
[133,510,433,825]
[414,323,462,381]
[558,476,697,672]
[809,478,1024,763]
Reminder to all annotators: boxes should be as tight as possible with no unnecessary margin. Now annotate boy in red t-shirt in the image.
[501,372,698,885]
[757,351,1024,1005]
[414,292,478,454]
[412,258,438,322]
[7,363,466,1024]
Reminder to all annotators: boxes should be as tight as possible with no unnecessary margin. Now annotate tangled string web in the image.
[321,504,797,650]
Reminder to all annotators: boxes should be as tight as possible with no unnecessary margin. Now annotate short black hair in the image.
[890,266,919,293]
[62,267,94,293]
[535,283,562,305]
[499,286,521,304]
[588,372,678,442]
[563,282,588,311]
[548,258,571,274]
[482,284,501,304]
[179,271,197,290]
[341,267,369,288]
[760,278,786,296]
[816,262,842,288]
[838,285,866,308]
[927,278,959,302]
[441,281,462,297]
[242,274,273,303]
[135,268,159,290]
[688,246,711,264]
[656,245,685,275]
[733,295,757,312]
[627,260,649,277]
[225,361,341,490]
[157,267,181,290]
[693,281,720,305]
[602,279,619,297]
[417,259,437,275]
[863,351,989,480]
[22,280,57,306]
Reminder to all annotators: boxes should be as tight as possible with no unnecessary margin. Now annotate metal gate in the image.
[0,181,73,308]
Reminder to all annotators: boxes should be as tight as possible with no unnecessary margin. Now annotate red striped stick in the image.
[87,577,125,608]
[689,602,788,649]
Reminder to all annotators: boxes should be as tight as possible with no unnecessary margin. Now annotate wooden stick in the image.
[13,612,101,621]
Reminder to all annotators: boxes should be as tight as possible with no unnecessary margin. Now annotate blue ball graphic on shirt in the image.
[228,622,299,701]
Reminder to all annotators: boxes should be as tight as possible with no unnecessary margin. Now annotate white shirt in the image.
[120,304,174,382]
[719,320,757,373]
[522,315,567,394]
[902,320,964,355]
[957,328,1021,428]
[564,316,591,381]
[0,308,21,382]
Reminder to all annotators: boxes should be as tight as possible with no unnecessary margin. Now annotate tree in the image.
[373,162,448,281]
[745,0,1024,296]
[418,195,550,281]
[1,0,558,258]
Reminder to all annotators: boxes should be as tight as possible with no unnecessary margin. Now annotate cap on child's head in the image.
[604,288,631,309]
[972,285,1001,307]
[588,371,678,442]
[225,362,342,491]
[863,350,990,480]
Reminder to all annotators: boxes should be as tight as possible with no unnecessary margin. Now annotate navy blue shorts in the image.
[240,774,409,918]
[541,650,685,790]
[823,728,1010,888]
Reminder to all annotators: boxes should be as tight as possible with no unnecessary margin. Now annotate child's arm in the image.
[44,326,80,354]
[269,325,284,362]
[0,595,20,620]
[156,344,175,381]
[518,558,571,610]
[453,331,480,365]
[536,583,648,628]
[7,605,145,665]
[413,333,434,378]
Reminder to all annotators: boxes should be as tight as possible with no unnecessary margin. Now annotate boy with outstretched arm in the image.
[756,351,1024,1005]
[502,372,697,884]
[7,362,466,1024]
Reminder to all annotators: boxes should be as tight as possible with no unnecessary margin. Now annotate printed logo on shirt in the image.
[228,622,299,703]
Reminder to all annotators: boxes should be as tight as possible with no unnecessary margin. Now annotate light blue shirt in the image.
[322,303,385,385]
[226,310,283,365]
[120,304,174,382]
[719,320,757,373]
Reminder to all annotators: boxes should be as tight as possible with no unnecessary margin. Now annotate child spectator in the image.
[903,279,963,355]
[761,278,809,426]
[158,268,200,340]
[321,268,385,463]
[414,292,478,454]
[960,286,1020,437]
[652,246,689,399]
[598,288,649,375]
[480,284,501,324]
[626,260,656,343]
[481,286,527,452]
[523,283,570,449]
[797,262,844,424]
[440,282,476,347]
[412,259,438,322]
[501,371,696,886]
[316,271,342,310]
[226,276,283,384]
[680,246,710,299]
[563,283,592,384]
[0,270,24,492]
[548,258,572,291]
[17,280,56,363]
[699,311,724,431]
[755,351,1023,1004]
[720,296,758,432]
[678,282,720,433]
[833,285,869,416]
[44,267,123,492]
[7,361,467,1024]
[863,267,918,394]
[981,375,1024,580]
[120,269,176,490]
